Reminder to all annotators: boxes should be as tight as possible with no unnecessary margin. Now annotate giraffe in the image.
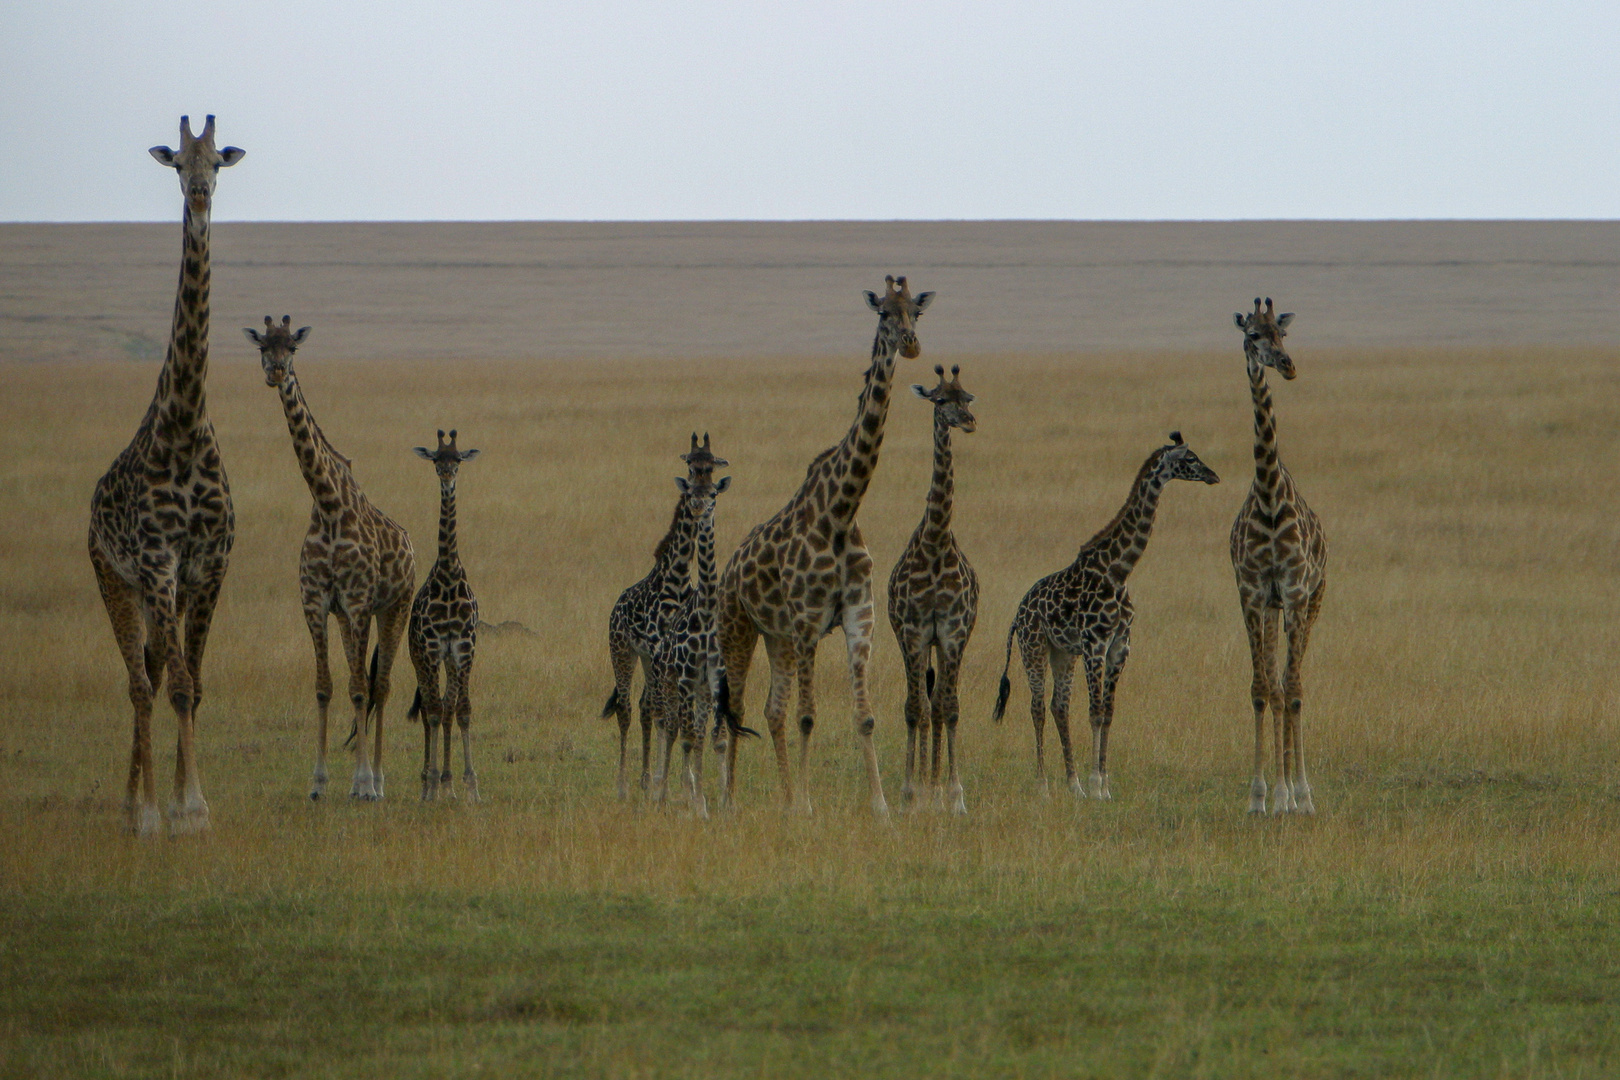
[648,442,733,819]
[1231,298,1328,815]
[88,116,244,836]
[993,434,1219,799]
[602,434,729,800]
[406,429,481,803]
[717,275,934,816]
[243,316,416,801]
[887,363,978,814]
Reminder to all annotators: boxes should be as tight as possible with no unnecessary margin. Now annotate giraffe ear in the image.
[1234,312,1249,330]
[674,476,690,493]
[713,475,732,494]
[913,291,935,312]
[911,384,932,401]
[218,146,246,167]
[242,327,263,345]
[458,448,481,462]
[864,291,883,311]
[150,146,178,167]
[413,447,434,460]
[290,326,312,345]
[1276,312,1294,329]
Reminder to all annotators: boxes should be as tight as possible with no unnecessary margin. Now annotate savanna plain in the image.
[3,222,1619,1077]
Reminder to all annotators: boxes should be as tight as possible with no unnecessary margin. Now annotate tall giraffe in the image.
[649,444,732,818]
[718,275,934,816]
[602,435,728,799]
[244,317,416,800]
[887,363,978,814]
[406,429,481,803]
[1231,298,1328,815]
[993,434,1219,798]
[88,116,244,835]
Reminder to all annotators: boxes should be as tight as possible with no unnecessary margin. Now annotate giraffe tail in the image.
[716,673,759,739]
[407,688,423,723]
[926,666,935,697]
[344,645,384,748]
[992,622,1016,723]
[601,687,625,722]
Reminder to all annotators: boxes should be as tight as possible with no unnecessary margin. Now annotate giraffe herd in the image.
[89,117,1328,835]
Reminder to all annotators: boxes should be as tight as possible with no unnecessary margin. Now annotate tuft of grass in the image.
[3,348,1619,1076]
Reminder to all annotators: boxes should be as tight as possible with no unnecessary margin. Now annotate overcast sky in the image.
[3,1,1617,222]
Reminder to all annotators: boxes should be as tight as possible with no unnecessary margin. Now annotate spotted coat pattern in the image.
[717,275,934,816]
[994,437,1220,799]
[886,364,979,813]
[246,317,416,802]
[602,436,727,800]
[406,430,481,802]
[88,116,244,836]
[1230,298,1328,815]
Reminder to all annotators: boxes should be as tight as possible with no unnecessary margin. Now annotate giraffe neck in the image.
[916,413,956,549]
[148,202,214,446]
[1079,452,1168,584]
[694,503,719,611]
[436,476,460,565]
[656,498,698,624]
[820,327,901,524]
[277,374,350,517]
[1247,352,1284,506]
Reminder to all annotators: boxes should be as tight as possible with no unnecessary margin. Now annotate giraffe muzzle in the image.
[899,332,921,360]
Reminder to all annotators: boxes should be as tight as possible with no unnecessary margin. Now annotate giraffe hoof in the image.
[1294,789,1316,815]
[166,801,210,836]
[130,804,163,837]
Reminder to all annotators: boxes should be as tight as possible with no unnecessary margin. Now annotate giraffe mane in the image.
[1077,446,1168,556]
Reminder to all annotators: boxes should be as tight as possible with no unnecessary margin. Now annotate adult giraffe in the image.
[718,275,934,816]
[1231,298,1328,815]
[88,116,243,836]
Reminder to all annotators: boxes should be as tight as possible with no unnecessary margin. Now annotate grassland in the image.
[2,345,1618,1077]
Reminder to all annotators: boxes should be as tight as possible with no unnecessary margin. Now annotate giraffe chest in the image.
[90,450,235,584]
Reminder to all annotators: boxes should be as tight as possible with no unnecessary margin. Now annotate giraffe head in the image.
[243,316,311,387]
[149,115,244,233]
[413,430,482,488]
[680,432,730,487]
[911,364,976,433]
[864,275,934,359]
[1157,431,1220,485]
[1234,297,1295,378]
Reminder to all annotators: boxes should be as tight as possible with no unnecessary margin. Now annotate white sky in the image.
[3,1,1618,221]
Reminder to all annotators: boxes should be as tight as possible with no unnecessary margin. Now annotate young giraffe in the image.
[993,434,1220,798]
[887,363,979,814]
[602,435,728,799]
[244,317,416,800]
[406,429,481,802]
[1231,298,1328,815]
[88,116,244,836]
[718,275,934,816]
[649,446,733,818]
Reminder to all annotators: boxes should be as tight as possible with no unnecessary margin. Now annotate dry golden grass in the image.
[3,345,1619,1075]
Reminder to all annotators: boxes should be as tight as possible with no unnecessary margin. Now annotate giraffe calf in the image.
[406,430,481,802]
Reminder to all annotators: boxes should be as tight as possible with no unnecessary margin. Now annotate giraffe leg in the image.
[791,634,820,816]
[1261,606,1294,814]
[1285,586,1325,815]
[139,572,200,835]
[684,680,709,821]
[637,653,656,796]
[174,569,225,827]
[1092,627,1129,801]
[758,634,796,809]
[1240,599,1270,814]
[302,591,334,801]
[417,658,443,802]
[92,554,161,836]
[1050,650,1082,798]
[934,640,967,815]
[843,596,890,819]
[716,590,759,809]
[333,614,377,800]
[897,636,929,812]
[606,635,636,800]
[451,650,478,804]
[368,602,410,801]
[1019,632,1049,796]
[653,688,681,807]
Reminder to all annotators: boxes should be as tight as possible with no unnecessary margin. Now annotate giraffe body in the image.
[406,430,482,802]
[887,364,978,814]
[1230,298,1328,815]
[245,318,416,801]
[649,444,733,818]
[88,116,244,835]
[994,435,1219,799]
[718,276,933,816]
[603,436,729,800]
